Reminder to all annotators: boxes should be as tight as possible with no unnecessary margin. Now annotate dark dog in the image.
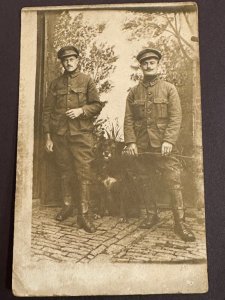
[92,138,141,222]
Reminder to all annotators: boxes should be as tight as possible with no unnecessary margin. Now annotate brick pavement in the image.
[31,206,207,263]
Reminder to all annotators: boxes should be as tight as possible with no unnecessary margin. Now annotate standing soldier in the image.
[43,46,102,233]
[124,48,195,242]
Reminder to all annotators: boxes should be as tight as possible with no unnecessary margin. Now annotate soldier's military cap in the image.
[57,46,79,60]
[137,48,162,63]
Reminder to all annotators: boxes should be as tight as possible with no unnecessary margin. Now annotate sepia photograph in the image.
[13,2,208,296]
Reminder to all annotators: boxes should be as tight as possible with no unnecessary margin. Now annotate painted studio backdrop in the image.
[33,5,203,209]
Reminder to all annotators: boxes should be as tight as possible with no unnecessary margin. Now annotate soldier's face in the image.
[140,58,159,76]
[62,55,79,72]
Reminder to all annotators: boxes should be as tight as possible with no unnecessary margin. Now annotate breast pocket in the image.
[153,97,168,119]
[131,101,145,120]
[71,87,87,107]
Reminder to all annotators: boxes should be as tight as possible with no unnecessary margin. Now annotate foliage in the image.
[104,118,123,142]
[92,117,123,144]
[93,118,107,141]
[51,11,118,94]
[82,42,118,94]
[122,11,196,86]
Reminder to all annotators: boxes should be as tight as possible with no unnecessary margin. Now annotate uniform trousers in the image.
[51,132,94,196]
[132,128,183,213]
[133,125,182,189]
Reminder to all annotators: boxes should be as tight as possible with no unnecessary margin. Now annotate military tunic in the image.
[43,70,102,183]
[124,77,182,190]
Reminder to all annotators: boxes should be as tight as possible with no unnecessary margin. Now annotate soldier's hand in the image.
[45,139,54,153]
[126,143,138,156]
[66,108,83,119]
[161,141,173,156]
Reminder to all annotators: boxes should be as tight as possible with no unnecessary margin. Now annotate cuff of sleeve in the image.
[78,107,87,119]
[163,139,175,146]
[81,107,85,115]
[43,128,50,134]
[125,139,137,145]
[81,105,89,118]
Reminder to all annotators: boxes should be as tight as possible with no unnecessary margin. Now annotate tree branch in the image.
[161,13,194,50]
[183,12,194,35]
[174,13,179,33]
[165,14,194,52]
[178,13,182,33]
[165,13,193,61]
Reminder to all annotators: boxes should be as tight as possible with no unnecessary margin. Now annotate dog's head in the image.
[101,139,117,161]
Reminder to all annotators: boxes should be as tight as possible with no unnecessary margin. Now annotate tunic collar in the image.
[64,69,80,78]
[141,75,159,87]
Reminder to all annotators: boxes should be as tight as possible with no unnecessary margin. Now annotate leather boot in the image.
[139,184,159,229]
[55,196,73,221]
[55,175,73,221]
[171,189,195,242]
[77,182,96,233]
